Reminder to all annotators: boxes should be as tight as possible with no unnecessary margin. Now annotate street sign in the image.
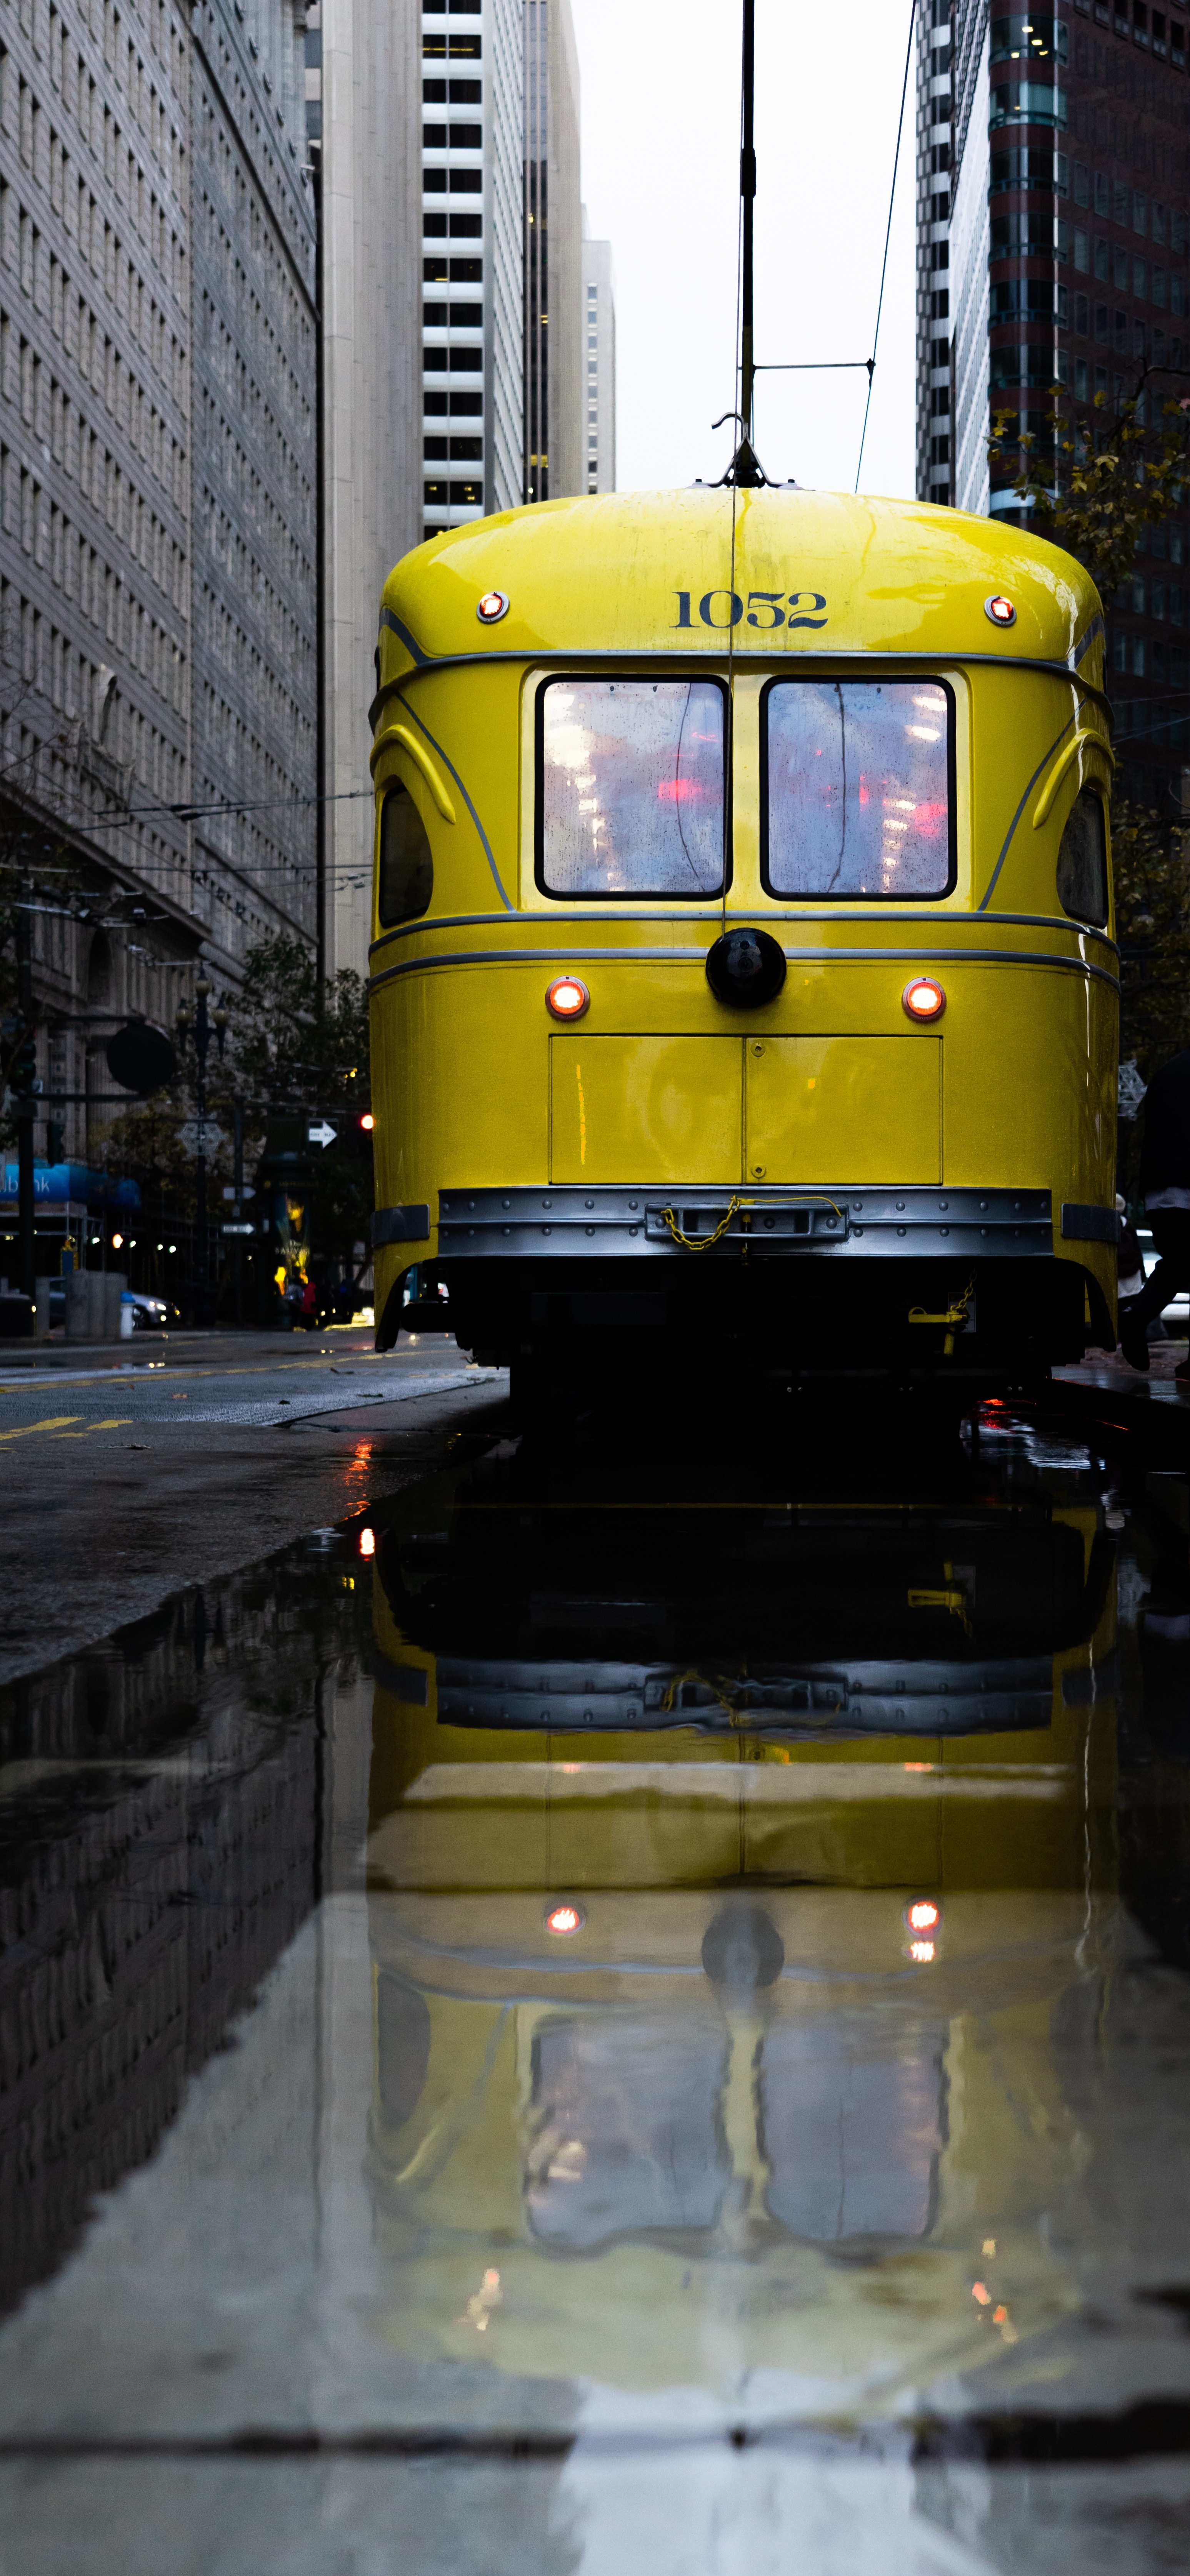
[179,1119,224,1155]
[221,1222,255,1236]
[308,1120,337,1149]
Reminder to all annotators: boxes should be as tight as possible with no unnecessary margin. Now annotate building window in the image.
[1113,631,1128,671]
[1133,637,1146,676]
[1075,356,1089,396]
[1153,266,1167,307]
[1134,255,1147,296]
[425,434,448,458]
[449,212,481,237]
[1074,228,1089,269]
[1075,291,1089,333]
[449,121,481,144]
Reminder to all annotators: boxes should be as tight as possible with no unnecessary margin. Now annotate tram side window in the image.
[378,782,433,926]
[538,678,727,897]
[1055,785,1109,925]
[763,679,955,900]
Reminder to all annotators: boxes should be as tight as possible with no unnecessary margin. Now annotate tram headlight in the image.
[905,1898,942,1934]
[983,594,1016,628]
[902,976,946,1022]
[546,975,590,1021]
[545,1902,585,1935]
[477,589,510,624]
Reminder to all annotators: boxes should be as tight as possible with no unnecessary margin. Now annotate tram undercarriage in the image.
[382,1242,1105,1394]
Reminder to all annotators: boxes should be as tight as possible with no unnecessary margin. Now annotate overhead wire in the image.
[855,0,918,494]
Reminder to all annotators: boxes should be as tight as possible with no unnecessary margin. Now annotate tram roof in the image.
[379,487,1102,680]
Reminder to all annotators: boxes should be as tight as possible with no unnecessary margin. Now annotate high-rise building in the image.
[420,0,523,542]
[309,0,421,980]
[0,0,321,1162]
[523,0,583,504]
[921,0,1190,809]
[190,1,318,980]
[582,212,615,494]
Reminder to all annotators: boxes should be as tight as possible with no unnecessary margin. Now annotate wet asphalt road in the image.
[1,1363,1190,2569]
[0,1329,508,1683]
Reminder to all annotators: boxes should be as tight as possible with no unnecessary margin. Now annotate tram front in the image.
[368,486,1117,1400]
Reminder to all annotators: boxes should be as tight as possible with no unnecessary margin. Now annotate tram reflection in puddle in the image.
[363,1454,1118,2391]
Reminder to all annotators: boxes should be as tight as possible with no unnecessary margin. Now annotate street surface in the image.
[0,1357,1189,2570]
[0,1328,507,1683]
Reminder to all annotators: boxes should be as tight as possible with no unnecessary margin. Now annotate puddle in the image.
[1,1414,1189,2567]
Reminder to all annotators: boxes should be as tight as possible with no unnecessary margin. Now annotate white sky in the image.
[568,0,918,501]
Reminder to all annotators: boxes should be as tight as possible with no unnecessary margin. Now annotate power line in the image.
[855,0,917,494]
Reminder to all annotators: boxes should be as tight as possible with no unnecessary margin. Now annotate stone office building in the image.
[0,0,317,1163]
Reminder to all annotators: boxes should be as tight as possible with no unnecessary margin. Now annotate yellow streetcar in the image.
[368,484,1118,1402]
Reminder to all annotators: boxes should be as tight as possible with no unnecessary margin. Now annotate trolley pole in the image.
[740,0,756,443]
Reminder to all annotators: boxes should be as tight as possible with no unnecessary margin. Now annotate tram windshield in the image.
[763,679,953,900]
[538,678,727,897]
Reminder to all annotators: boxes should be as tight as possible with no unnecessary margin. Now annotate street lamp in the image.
[176,968,226,1324]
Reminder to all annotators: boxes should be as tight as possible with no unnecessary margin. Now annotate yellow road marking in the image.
[49,1418,135,1438]
[0,1416,80,1441]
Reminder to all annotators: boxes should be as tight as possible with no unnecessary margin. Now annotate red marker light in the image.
[546,975,590,1021]
[476,589,509,624]
[545,1902,585,1935]
[358,1527,376,1559]
[984,594,1016,628]
[902,976,946,1022]
[906,1898,942,1933]
[361,1112,375,1132]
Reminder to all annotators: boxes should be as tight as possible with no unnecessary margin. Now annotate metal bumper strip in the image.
[436,1184,1055,1259]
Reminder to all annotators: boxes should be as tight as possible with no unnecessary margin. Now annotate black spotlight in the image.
[705,926,786,1009]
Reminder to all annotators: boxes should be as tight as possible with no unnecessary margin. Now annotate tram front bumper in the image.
[427,1183,1058,1260]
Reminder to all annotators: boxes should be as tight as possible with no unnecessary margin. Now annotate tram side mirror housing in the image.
[705,927,787,1009]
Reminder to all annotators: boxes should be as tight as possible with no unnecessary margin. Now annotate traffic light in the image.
[8,1019,38,1095]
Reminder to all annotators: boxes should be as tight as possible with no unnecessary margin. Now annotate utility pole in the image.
[176,969,227,1326]
[233,1092,245,1329]
[14,870,37,1302]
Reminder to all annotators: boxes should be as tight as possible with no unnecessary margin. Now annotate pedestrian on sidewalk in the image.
[1118,1043,1190,1381]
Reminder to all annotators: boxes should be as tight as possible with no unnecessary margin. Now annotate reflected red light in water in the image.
[358,1527,376,1559]
[545,1902,585,1935]
[909,1938,936,1963]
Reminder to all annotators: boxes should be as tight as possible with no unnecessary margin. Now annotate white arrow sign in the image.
[308,1120,337,1149]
